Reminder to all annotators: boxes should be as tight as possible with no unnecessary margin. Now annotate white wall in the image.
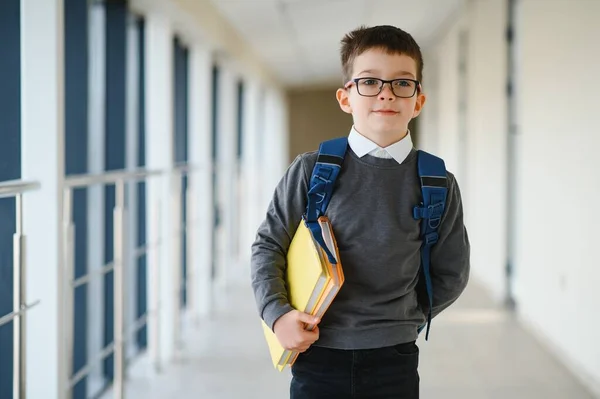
[125,11,141,361]
[418,52,440,154]
[188,43,214,319]
[262,88,290,207]
[86,3,107,394]
[237,80,291,280]
[420,0,508,303]
[463,0,508,304]
[215,64,238,287]
[144,12,176,366]
[425,19,462,176]
[515,0,600,394]
[20,0,65,398]
[421,0,600,395]
[239,78,262,277]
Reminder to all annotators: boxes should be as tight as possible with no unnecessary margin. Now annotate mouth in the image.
[372,110,399,116]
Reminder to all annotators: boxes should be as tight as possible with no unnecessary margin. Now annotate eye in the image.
[393,80,411,87]
[362,79,379,86]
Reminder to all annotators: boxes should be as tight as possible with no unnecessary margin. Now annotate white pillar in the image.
[188,43,213,319]
[419,52,441,153]
[275,90,290,174]
[21,0,65,398]
[86,3,106,395]
[255,88,270,214]
[125,12,140,359]
[215,65,238,287]
[144,13,175,366]
[262,88,289,198]
[239,78,261,276]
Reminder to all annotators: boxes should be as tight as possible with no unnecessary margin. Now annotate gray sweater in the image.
[251,147,470,350]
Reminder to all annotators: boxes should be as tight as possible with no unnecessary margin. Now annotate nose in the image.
[378,82,395,100]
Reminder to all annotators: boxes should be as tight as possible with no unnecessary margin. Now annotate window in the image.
[0,1,21,397]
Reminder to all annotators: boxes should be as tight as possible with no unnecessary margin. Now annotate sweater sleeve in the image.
[429,172,471,319]
[250,154,310,330]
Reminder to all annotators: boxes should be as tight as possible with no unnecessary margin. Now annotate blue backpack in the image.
[303,137,448,340]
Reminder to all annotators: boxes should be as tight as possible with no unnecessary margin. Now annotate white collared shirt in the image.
[347,126,413,164]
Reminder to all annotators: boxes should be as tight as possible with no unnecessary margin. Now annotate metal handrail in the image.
[70,262,114,289]
[61,166,199,399]
[64,168,162,188]
[173,162,195,173]
[2,163,208,399]
[62,168,165,399]
[0,300,41,328]
[0,179,41,399]
[70,239,161,290]
[0,180,40,198]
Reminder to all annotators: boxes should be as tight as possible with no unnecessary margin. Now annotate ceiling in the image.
[209,0,465,88]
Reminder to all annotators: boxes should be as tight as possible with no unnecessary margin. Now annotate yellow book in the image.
[279,217,344,367]
[261,216,343,370]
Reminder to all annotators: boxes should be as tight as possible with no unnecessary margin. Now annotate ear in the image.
[336,88,353,114]
[412,91,427,118]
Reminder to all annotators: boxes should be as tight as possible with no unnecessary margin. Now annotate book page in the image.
[318,219,337,263]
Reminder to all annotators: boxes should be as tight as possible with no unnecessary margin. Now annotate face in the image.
[336,48,426,144]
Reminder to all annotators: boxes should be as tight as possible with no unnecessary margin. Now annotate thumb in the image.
[296,312,320,325]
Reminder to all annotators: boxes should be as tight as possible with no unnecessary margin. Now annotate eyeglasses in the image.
[344,77,421,98]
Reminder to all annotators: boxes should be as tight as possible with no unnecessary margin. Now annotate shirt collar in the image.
[348,126,414,164]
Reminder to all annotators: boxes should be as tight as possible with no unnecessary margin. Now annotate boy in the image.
[251,25,470,398]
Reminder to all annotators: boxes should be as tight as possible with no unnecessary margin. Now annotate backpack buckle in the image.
[314,175,332,185]
[427,202,444,218]
[429,216,441,229]
[413,205,424,220]
[425,232,438,245]
[427,203,444,229]
[413,203,444,229]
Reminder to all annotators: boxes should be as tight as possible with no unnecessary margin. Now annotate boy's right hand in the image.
[273,310,320,353]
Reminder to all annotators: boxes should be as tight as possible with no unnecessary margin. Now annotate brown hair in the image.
[340,25,423,84]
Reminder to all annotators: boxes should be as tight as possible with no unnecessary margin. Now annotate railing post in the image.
[185,175,197,327]
[62,188,75,399]
[113,180,126,399]
[150,199,162,373]
[13,194,26,399]
[171,171,182,354]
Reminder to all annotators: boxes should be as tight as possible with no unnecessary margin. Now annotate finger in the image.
[296,342,312,351]
[301,330,319,344]
[296,312,320,325]
[304,325,319,336]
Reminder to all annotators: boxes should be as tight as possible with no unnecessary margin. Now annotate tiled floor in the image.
[116,280,597,399]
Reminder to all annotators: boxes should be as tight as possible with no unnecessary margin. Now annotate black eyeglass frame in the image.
[344,77,422,98]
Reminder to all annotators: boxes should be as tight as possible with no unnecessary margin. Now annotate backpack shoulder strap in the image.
[413,150,448,340]
[304,137,348,264]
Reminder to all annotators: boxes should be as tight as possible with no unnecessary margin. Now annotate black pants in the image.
[290,341,419,399]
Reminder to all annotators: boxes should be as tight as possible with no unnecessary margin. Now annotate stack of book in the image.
[261,216,344,371]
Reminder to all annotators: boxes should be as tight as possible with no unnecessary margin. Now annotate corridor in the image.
[115,280,594,399]
[1,0,600,398]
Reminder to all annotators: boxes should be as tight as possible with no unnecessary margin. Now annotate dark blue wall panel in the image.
[174,38,189,307]
[237,81,244,161]
[135,17,148,349]
[65,0,90,397]
[174,38,189,165]
[0,1,21,397]
[210,65,219,280]
[103,0,127,380]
